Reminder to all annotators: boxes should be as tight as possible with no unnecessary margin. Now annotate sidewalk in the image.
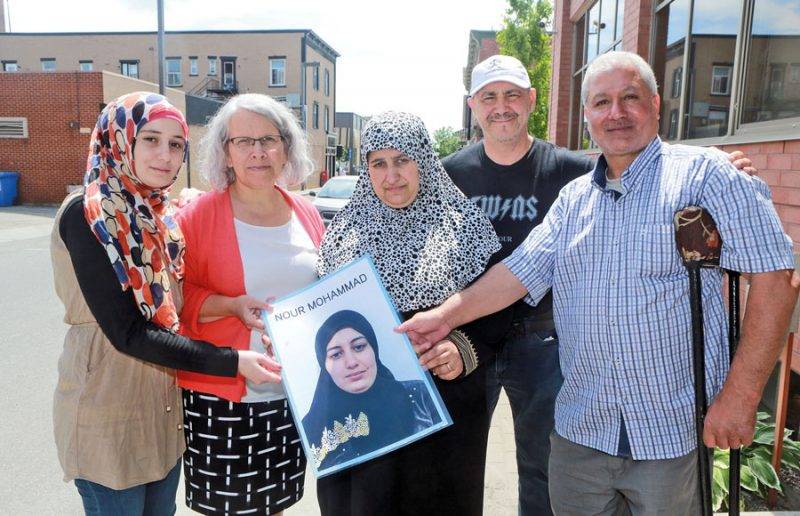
[0,205,57,243]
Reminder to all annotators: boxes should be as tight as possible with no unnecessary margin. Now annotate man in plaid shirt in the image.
[401,51,799,514]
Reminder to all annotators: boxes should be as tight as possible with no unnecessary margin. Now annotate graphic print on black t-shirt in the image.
[443,139,594,322]
[469,193,539,224]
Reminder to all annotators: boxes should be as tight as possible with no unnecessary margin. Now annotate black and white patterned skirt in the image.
[181,390,306,515]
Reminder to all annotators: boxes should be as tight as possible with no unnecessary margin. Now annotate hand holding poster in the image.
[263,255,452,477]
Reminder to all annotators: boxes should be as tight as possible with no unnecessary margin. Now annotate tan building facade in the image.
[0,29,338,187]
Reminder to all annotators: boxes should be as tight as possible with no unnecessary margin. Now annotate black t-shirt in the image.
[443,139,594,323]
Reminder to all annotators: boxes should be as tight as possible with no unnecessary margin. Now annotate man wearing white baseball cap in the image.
[443,54,594,516]
[442,54,756,515]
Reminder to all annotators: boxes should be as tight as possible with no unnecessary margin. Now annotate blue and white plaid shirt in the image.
[504,137,794,460]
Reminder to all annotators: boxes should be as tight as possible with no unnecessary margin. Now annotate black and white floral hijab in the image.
[317,111,500,312]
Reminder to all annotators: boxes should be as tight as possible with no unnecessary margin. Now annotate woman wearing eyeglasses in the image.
[174,94,324,515]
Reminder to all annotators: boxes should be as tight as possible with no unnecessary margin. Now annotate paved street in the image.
[5,205,800,516]
[0,205,518,515]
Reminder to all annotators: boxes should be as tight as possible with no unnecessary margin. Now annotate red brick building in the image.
[0,72,103,204]
[1,71,210,204]
[549,0,800,248]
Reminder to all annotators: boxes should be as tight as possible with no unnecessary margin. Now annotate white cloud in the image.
[6,0,508,131]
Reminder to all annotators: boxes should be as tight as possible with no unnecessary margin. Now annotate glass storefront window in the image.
[683,0,741,139]
[653,0,689,140]
[741,0,800,124]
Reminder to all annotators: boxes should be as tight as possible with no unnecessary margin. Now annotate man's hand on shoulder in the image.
[719,149,757,176]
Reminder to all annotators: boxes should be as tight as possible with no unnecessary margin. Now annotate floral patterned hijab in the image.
[83,92,189,331]
[317,111,500,312]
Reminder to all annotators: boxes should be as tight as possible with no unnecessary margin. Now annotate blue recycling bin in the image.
[0,172,20,207]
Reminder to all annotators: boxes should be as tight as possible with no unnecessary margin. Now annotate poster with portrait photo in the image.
[263,254,452,478]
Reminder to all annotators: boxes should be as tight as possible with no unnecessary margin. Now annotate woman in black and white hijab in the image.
[316,111,501,516]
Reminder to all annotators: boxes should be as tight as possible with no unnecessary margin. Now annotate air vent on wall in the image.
[0,118,28,139]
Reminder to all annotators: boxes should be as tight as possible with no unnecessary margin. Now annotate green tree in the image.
[432,127,463,158]
[497,0,553,139]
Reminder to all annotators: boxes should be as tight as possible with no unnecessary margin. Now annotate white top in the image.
[235,213,319,403]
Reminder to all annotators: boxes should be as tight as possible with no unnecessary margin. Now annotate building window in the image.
[41,58,56,72]
[166,58,182,86]
[711,65,732,95]
[208,56,217,76]
[2,61,18,72]
[570,0,625,149]
[668,109,679,140]
[741,1,799,123]
[79,60,93,72]
[671,67,682,98]
[189,57,198,76]
[312,66,320,91]
[653,0,740,140]
[269,57,286,86]
[312,102,319,129]
[790,63,800,83]
[120,60,139,79]
[324,68,330,96]
[324,105,330,132]
[583,0,625,65]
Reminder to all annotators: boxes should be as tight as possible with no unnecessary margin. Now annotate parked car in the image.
[309,175,358,226]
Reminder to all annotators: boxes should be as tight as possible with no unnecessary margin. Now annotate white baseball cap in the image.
[470,55,531,97]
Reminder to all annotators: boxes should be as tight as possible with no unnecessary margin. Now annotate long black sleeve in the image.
[59,196,238,377]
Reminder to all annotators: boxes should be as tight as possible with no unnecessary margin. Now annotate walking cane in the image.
[674,206,741,516]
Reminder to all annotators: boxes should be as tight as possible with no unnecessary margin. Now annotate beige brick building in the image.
[0,28,339,187]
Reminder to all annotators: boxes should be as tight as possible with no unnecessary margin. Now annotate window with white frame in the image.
[711,65,732,95]
[208,56,217,76]
[2,61,18,72]
[313,66,319,91]
[41,58,56,72]
[189,57,198,76]
[324,68,330,96]
[79,61,93,72]
[269,57,286,86]
[324,105,330,132]
[120,60,139,79]
[166,58,182,86]
[671,67,682,98]
[791,64,800,83]
[312,102,319,129]
[668,109,679,140]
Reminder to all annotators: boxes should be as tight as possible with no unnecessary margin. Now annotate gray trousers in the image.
[548,432,701,516]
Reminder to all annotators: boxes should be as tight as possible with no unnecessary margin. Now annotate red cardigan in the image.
[175,187,325,402]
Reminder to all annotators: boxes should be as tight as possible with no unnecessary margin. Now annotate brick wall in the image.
[0,72,103,204]
[549,0,577,145]
[720,140,800,250]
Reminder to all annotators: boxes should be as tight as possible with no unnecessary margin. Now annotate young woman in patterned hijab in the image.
[83,91,189,330]
[51,92,279,513]
[315,111,502,515]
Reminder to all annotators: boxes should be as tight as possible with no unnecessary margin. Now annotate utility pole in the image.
[157,0,165,95]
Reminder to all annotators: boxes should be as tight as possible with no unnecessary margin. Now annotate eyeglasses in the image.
[227,134,284,151]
